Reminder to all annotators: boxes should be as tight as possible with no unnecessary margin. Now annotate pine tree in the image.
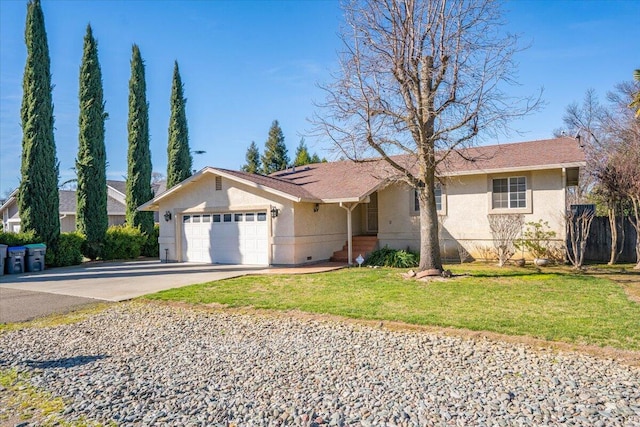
[241,141,261,174]
[261,120,289,174]
[293,138,312,166]
[18,0,60,252]
[126,44,154,238]
[166,61,192,188]
[76,24,107,259]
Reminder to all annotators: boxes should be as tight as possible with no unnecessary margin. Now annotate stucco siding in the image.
[290,202,363,264]
[378,169,567,261]
[157,173,294,263]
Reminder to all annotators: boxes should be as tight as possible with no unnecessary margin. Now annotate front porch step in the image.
[330,235,378,263]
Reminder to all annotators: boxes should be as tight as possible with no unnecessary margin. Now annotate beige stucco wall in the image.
[157,173,295,264]
[156,172,370,265]
[60,215,76,233]
[290,202,364,264]
[378,169,567,261]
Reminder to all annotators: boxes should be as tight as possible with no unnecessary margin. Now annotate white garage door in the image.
[181,212,268,265]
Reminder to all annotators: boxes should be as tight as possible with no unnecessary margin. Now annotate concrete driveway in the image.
[0,260,264,322]
[0,260,263,301]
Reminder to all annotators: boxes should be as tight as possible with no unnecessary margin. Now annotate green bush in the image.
[365,246,419,268]
[0,230,37,246]
[52,232,84,267]
[102,225,146,260]
[0,231,84,267]
[142,223,159,258]
[515,219,559,260]
[82,239,103,261]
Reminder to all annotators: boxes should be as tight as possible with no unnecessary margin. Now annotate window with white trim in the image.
[492,176,526,209]
[412,183,443,214]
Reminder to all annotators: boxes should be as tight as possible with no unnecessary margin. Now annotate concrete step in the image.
[330,235,378,263]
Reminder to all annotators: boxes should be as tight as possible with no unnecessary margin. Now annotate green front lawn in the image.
[145,264,640,350]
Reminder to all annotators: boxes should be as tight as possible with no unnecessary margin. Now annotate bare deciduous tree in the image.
[565,207,595,269]
[558,88,627,265]
[314,0,539,271]
[488,214,523,267]
[606,80,640,268]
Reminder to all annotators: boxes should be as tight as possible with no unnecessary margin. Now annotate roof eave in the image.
[439,161,586,177]
[137,167,311,212]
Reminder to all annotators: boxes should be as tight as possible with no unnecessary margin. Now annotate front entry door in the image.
[366,192,379,233]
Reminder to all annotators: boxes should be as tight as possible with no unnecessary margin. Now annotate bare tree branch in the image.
[312,0,541,271]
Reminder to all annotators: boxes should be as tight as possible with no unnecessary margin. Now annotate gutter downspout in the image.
[339,202,359,266]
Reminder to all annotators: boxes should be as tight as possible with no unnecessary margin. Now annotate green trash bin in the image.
[6,246,26,274]
[25,243,46,272]
[0,244,7,276]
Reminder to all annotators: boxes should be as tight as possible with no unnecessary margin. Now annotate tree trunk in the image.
[608,207,618,265]
[417,181,443,273]
[631,197,640,270]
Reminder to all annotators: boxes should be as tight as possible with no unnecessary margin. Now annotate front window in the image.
[492,177,526,209]
[414,183,442,212]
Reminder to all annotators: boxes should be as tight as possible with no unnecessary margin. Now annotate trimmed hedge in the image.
[365,246,419,268]
[102,225,146,260]
[0,230,37,247]
[53,232,84,266]
[142,223,159,257]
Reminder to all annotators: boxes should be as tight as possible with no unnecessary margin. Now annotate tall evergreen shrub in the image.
[125,44,154,242]
[166,61,192,188]
[18,0,60,252]
[77,24,108,259]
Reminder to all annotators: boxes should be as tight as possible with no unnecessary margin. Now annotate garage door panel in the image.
[182,211,268,265]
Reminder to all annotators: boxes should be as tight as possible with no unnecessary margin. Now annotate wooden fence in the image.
[580,216,637,263]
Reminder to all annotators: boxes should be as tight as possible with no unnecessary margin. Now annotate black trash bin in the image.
[0,244,7,276]
[25,243,46,272]
[6,246,26,274]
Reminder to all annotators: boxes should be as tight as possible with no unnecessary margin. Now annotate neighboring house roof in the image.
[139,138,586,210]
[152,180,167,196]
[1,188,126,218]
[0,188,18,213]
[59,190,126,215]
[106,180,126,196]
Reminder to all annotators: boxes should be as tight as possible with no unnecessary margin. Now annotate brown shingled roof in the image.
[216,168,318,201]
[437,138,586,176]
[271,138,585,201]
[139,138,585,209]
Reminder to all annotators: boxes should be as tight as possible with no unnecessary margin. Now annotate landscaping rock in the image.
[0,302,638,426]
[415,268,441,278]
[402,269,416,279]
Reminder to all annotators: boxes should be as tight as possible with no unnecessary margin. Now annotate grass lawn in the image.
[145,263,640,351]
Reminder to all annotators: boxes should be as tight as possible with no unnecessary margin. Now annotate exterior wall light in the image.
[164,211,172,222]
[313,203,320,213]
[270,206,280,218]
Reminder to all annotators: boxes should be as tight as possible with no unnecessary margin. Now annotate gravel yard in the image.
[1,302,639,426]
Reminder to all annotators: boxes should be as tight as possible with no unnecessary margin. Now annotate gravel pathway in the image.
[1,302,639,426]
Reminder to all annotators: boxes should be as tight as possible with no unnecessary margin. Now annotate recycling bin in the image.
[6,246,26,274]
[0,244,7,276]
[25,243,46,272]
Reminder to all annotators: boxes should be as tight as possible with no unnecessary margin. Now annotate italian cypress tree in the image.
[126,44,154,238]
[18,0,60,252]
[261,120,289,174]
[166,61,192,188]
[241,141,261,173]
[76,24,107,259]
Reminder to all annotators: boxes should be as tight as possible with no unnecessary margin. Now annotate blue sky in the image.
[1,0,638,196]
